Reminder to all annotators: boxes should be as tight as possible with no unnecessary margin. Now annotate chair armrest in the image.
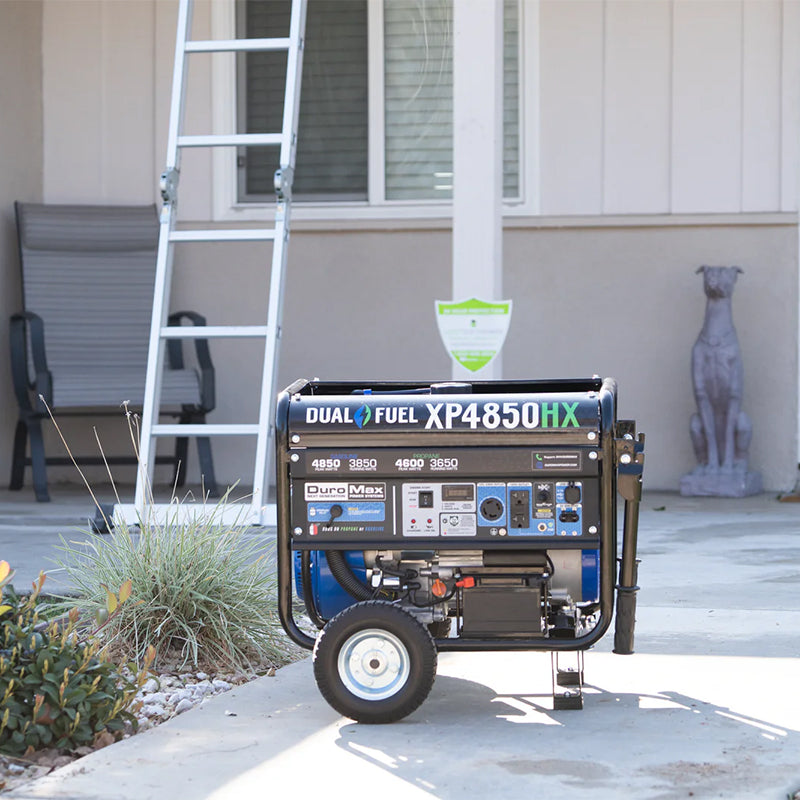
[9,311,53,413]
[167,310,216,413]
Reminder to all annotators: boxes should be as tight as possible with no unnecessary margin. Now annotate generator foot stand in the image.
[551,651,584,710]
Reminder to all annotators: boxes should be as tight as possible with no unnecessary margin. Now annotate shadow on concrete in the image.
[335,674,800,800]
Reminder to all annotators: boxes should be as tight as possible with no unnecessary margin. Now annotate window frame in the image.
[210,0,539,223]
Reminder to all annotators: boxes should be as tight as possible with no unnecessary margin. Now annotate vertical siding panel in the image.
[539,0,603,215]
[42,0,103,202]
[741,0,781,212]
[781,0,799,212]
[671,0,742,213]
[101,0,156,204]
[603,0,671,214]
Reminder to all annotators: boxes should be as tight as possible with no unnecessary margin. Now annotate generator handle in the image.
[613,427,645,655]
[276,386,317,650]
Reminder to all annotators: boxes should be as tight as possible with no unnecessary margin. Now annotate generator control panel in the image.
[289,445,600,547]
[282,381,608,548]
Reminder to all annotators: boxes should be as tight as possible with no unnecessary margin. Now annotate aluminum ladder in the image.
[115,0,307,528]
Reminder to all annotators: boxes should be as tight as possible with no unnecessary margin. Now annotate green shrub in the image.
[0,570,145,756]
[55,502,296,672]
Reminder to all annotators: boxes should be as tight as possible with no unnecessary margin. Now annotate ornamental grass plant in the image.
[48,404,297,674]
[54,502,294,673]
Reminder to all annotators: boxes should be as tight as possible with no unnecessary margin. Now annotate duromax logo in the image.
[354,404,372,428]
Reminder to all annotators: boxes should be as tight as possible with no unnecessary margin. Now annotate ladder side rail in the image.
[279,0,307,170]
[135,0,193,511]
[252,208,290,513]
[251,0,308,515]
[136,221,178,509]
[165,0,194,169]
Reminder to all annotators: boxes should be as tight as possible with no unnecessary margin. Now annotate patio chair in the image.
[9,202,217,502]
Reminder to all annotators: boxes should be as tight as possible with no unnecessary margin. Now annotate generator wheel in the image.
[427,617,452,638]
[313,601,437,723]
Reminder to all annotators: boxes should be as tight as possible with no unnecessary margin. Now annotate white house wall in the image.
[540,0,794,215]
[1,1,43,490]
[35,0,800,492]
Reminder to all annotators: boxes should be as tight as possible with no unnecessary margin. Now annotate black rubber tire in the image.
[427,617,452,638]
[313,601,437,723]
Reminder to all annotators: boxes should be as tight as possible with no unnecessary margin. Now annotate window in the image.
[237,0,520,205]
[383,0,520,200]
[238,0,369,201]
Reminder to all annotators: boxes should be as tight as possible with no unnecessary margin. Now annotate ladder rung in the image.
[113,503,277,528]
[161,325,270,339]
[152,424,260,436]
[177,134,281,148]
[185,37,291,53]
[170,229,276,242]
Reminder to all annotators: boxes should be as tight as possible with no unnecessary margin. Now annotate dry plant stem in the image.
[94,426,121,507]
[124,405,156,511]
[40,395,112,530]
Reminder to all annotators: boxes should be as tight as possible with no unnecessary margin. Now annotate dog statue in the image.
[681,266,762,496]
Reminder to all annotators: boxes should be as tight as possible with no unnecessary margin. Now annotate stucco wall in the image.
[25,216,797,493]
[165,221,795,493]
[503,221,798,492]
[0,1,43,488]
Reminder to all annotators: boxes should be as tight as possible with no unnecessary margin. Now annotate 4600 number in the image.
[395,458,424,471]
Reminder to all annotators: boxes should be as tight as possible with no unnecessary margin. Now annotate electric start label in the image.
[307,502,385,522]
[293,394,598,433]
[303,482,387,502]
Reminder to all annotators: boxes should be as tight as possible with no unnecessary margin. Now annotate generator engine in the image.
[276,378,644,723]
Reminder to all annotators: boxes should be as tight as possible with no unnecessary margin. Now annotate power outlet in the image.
[509,489,530,529]
[479,496,504,522]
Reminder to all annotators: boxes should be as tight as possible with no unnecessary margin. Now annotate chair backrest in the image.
[16,202,159,380]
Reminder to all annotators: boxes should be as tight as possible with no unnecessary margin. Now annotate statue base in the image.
[680,467,762,498]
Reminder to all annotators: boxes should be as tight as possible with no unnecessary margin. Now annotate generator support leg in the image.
[614,430,645,655]
[551,651,584,710]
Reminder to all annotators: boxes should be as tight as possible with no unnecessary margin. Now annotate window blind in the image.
[384,0,520,201]
[239,0,368,201]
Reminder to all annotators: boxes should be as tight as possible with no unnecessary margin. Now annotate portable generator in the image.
[276,377,644,723]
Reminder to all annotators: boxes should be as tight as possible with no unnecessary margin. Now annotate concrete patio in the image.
[1,486,799,799]
[0,483,273,593]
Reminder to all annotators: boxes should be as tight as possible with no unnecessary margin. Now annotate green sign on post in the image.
[435,297,513,372]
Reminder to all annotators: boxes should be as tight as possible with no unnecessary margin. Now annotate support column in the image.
[452,0,504,380]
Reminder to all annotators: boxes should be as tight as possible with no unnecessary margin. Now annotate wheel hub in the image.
[338,628,411,700]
